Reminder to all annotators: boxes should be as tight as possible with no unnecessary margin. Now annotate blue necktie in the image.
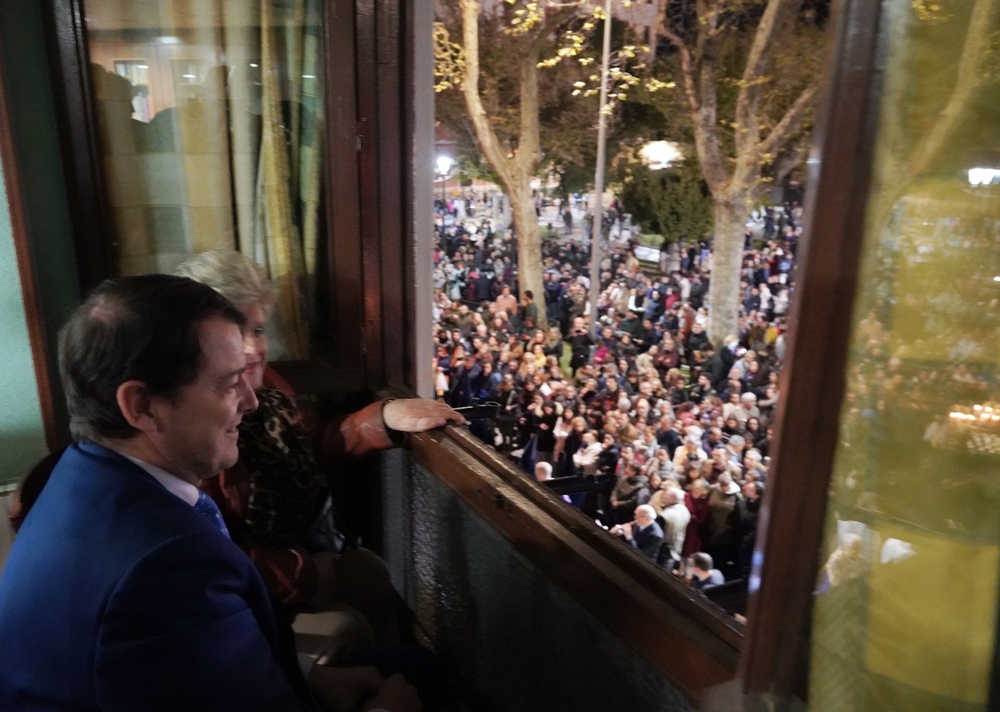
[194,491,231,539]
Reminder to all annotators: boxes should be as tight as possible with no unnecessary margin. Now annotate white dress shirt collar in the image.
[117,452,200,507]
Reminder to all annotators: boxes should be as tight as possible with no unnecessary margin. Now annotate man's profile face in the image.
[149,317,257,482]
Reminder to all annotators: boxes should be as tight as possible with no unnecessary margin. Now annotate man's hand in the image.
[362,673,422,712]
[383,398,466,432]
[309,665,383,712]
[621,522,633,539]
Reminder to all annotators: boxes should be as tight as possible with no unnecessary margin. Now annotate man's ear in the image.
[116,380,161,434]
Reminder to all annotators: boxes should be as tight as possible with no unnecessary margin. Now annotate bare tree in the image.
[658,0,822,344]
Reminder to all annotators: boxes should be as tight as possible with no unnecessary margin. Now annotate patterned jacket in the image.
[201,367,394,604]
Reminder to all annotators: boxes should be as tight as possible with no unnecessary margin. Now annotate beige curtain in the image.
[88,0,323,359]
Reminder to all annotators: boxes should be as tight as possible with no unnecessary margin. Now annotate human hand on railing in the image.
[383,398,466,432]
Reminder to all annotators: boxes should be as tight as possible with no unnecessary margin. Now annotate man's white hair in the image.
[635,504,656,520]
[534,461,553,480]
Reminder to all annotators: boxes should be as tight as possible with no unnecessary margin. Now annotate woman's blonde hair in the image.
[173,250,276,311]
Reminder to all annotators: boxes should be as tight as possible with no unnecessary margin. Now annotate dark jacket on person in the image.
[707,347,736,391]
[686,330,712,354]
[612,474,651,513]
[621,520,664,562]
[597,443,622,476]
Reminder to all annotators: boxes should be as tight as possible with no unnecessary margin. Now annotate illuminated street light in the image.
[640,141,683,170]
[968,167,999,186]
[436,155,454,203]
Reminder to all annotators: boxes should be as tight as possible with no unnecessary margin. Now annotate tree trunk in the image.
[707,197,746,347]
[508,173,547,331]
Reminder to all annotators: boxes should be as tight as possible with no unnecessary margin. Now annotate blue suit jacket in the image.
[0,442,316,711]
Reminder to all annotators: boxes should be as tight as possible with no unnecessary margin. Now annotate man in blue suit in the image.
[0,275,418,712]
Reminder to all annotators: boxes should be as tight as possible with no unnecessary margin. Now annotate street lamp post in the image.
[588,0,613,338]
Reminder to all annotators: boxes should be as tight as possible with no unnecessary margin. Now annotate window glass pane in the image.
[85,0,325,360]
[810,1,1000,710]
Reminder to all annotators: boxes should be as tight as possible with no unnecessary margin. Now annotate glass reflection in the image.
[84,0,325,359]
[810,0,1000,709]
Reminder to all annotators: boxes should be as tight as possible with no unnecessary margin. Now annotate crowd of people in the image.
[433,193,803,590]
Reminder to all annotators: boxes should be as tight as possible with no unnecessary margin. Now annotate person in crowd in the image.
[610,504,663,562]
[609,461,651,525]
[657,486,691,566]
[682,478,711,559]
[495,284,517,315]
[673,433,707,469]
[572,430,603,475]
[737,481,764,578]
[597,432,622,476]
[0,275,421,711]
[705,473,742,579]
[643,445,674,482]
[689,552,725,591]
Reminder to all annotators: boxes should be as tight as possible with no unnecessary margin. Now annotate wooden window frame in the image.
[0,29,61,452]
[9,0,895,704]
[403,0,893,703]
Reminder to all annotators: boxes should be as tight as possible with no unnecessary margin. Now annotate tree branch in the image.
[688,0,728,194]
[657,0,698,114]
[773,131,811,186]
[459,0,516,187]
[734,0,804,158]
[758,82,818,162]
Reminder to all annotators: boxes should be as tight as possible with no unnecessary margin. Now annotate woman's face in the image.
[241,301,270,390]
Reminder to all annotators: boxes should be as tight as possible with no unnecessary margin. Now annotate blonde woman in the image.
[175,250,463,646]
